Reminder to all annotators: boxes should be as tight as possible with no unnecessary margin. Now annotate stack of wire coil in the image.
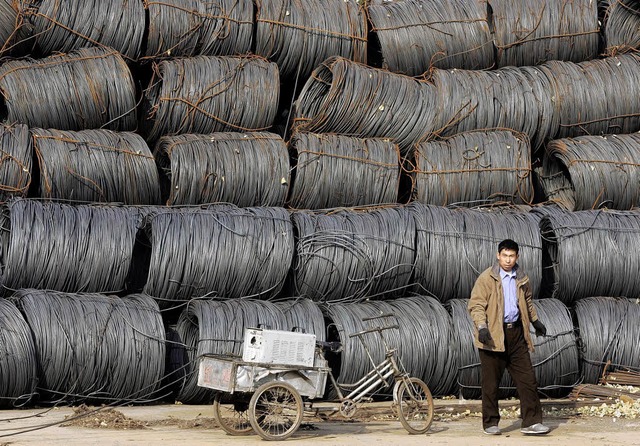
[0,124,31,201]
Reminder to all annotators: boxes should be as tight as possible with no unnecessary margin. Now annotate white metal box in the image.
[242,328,316,367]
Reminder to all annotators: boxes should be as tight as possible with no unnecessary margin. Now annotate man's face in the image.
[497,248,518,272]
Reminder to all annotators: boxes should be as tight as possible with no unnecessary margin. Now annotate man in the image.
[468,239,550,436]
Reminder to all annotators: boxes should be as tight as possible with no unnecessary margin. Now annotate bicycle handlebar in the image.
[348,324,399,338]
[361,314,395,322]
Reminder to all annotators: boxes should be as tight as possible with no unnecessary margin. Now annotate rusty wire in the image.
[413,130,533,207]
[290,205,415,303]
[1,199,142,295]
[539,134,640,211]
[293,57,437,155]
[31,128,161,205]
[142,55,280,143]
[574,297,640,385]
[450,298,580,399]
[254,0,367,80]
[537,207,640,304]
[0,0,26,56]
[410,203,542,302]
[19,0,146,60]
[367,0,494,75]
[12,289,166,404]
[602,0,640,55]
[154,132,289,207]
[142,206,294,309]
[143,0,253,59]
[0,124,31,202]
[288,132,400,210]
[489,0,600,67]
[0,298,37,407]
[0,47,137,131]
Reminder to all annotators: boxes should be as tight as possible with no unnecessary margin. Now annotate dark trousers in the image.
[478,322,542,429]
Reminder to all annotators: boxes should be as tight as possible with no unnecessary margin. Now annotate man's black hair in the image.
[498,239,519,254]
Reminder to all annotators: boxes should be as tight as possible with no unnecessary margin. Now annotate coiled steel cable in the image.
[367,0,494,74]
[142,55,280,143]
[1,199,142,294]
[12,289,166,404]
[254,0,367,80]
[290,206,415,303]
[574,296,640,384]
[292,57,438,155]
[0,298,37,407]
[602,0,640,55]
[449,298,580,399]
[288,132,400,210]
[0,124,31,202]
[31,128,161,205]
[413,130,533,207]
[540,134,640,211]
[489,0,599,67]
[19,0,145,60]
[537,207,640,304]
[143,0,253,58]
[410,203,542,302]
[274,297,326,342]
[0,0,25,56]
[154,132,289,207]
[0,47,137,131]
[323,296,458,397]
[143,206,294,308]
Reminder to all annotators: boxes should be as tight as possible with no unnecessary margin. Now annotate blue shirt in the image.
[501,267,519,323]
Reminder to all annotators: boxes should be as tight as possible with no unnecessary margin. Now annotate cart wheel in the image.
[213,393,253,436]
[395,377,434,435]
[249,381,303,441]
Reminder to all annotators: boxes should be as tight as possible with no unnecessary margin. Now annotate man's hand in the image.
[478,327,492,344]
[532,320,547,337]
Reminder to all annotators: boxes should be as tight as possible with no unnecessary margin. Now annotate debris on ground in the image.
[61,405,147,430]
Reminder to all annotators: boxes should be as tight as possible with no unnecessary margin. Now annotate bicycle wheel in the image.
[213,393,253,436]
[249,381,303,441]
[395,377,434,434]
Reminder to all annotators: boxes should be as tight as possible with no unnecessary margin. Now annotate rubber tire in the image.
[395,377,434,434]
[213,393,253,436]
[249,381,303,441]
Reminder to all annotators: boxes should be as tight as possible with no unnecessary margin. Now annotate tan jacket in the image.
[467,262,539,352]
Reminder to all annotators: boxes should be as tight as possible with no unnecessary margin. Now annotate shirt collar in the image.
[500,267,517,279]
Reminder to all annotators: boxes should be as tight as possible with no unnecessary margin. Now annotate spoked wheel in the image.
[213,393,253,436]
[395,377,434,434]
[249,381,303,441]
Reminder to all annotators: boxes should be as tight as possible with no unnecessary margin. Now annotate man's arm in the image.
[468,274,490,329]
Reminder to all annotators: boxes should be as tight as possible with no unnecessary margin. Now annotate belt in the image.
[504,319,521,329]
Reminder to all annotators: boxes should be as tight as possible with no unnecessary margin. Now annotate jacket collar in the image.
[490,260,526,282]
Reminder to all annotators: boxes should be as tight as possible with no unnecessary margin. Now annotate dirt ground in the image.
[0,399,639,446]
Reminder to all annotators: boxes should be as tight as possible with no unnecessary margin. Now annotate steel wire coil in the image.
[12,289,166,404]
[367,0,493,75]
[274,297,326,342]
[1,199,142,294]
[0,297,37,407]
[413,130,533,207]
[489,0,599,67]
[0,123,31,201]
[143,206,294,308]
[290,206,415,303]
[574,296,640,384]
[0,0,26,56]
[31,128,161,205]
[20,0,145,60]
[537,207,640,304]
[540,134,640,211]
[538,54,640,139]
[0,47,137,131]
[323,296,458,397]
[142,55,279,143]
[143,0,253,58]
[174,298,322,403]
[288,132,400,210]
[410,203,542,302]
[155,132,289,207]
[293,57,437,155]
[449,298,580,399]
[602,0,640,55]
[254,0,366,80]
